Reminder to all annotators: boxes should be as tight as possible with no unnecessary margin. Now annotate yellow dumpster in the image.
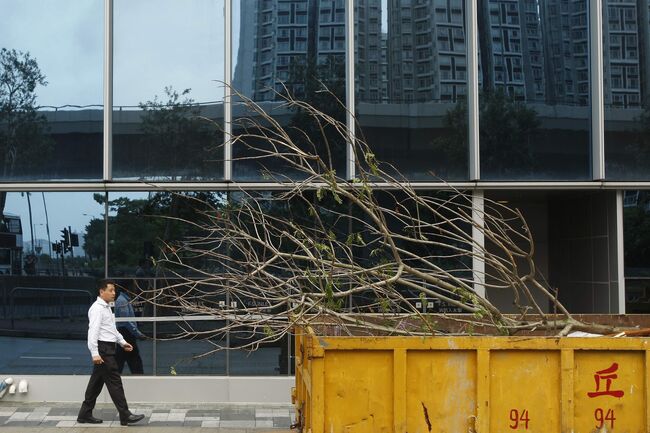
[293,327,650,433]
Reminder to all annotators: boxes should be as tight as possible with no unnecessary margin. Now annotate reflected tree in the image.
[637,106,650,161]
[85,192,226,275]
[138,87,220,180]
[0,48,53,218]
[430,90,540,177]
[480,90,539,175]
[235,55,347,179]
[606,104,650,178]
[83,217,104,262]
[428,99,468,178]
[629,106,650,174]
[285,56,347,170]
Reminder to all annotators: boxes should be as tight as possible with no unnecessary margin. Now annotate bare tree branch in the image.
[131,87,634,352]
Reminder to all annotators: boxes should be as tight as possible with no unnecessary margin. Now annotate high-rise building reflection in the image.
[233,0,346,102]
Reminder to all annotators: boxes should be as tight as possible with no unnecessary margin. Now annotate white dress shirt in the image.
[87,297,127,357]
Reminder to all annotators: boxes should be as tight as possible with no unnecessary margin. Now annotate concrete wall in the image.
[0,375,293,404]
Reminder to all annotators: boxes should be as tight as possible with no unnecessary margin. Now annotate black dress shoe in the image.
[77,416,103,424]
[120,413,145,426]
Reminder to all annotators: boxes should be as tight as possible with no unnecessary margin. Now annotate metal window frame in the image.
[346,0,356,181]
[103,0,113,181]
[224,0,233,181]
[467,0,480,181]
[2,180,650,192]
[615,190,626,313]
[591,0,605,180]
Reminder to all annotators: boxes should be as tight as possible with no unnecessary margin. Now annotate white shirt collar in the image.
[96,297,109,307]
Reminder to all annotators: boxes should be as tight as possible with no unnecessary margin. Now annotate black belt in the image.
[98,340,117,346]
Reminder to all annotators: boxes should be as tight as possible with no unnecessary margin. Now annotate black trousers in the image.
[116,328,144,374]
[78,341,130,421]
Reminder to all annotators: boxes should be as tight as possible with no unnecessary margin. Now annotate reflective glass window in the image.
[0,0,103,180]
[154,320,227,375]
[0,192,105,374]
[111,277,154,375]
[229,335,288,375]
[349,189,471,312]
[604,2,650,179]
[233,0,348,180]
[106,191,227,277]
[113,0,225,181]
[355,0,469,180]
[479,0,590,180]
[623,191,650,313]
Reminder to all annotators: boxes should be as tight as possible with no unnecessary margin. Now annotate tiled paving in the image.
[0,403,295,429]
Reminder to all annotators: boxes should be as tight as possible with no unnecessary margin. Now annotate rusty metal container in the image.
[293,326,650,432]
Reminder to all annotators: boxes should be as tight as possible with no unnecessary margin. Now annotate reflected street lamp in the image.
[22,192,35,254]
[42,193,52,258]
[32,223,45,255]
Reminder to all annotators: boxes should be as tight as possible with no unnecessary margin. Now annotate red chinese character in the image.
[587,363,624,398]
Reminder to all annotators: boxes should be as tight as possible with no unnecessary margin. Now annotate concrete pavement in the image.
[0,429,290,432]
[0,402,296,431]
[0,428,291,432]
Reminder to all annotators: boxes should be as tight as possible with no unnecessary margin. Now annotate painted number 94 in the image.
[595,408,615,429]
[509,409,530,429]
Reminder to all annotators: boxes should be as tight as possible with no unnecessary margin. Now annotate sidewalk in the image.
[0,402,295,432]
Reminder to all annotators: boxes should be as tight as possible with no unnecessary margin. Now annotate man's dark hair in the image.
[96,279,116,294]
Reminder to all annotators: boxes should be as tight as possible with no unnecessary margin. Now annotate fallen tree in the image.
[132,88,639,353]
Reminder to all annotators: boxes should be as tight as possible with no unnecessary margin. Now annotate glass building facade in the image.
[0,0,649,376]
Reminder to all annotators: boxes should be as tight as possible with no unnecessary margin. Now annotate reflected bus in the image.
[0,213,23,275]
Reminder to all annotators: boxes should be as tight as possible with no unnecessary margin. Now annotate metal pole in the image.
[472,190,486,298]
[152,278,157,376]
[60,293,65,322]
[9,292,14,329]
[225,190,231,376]
[104,193,108,279]
[41,192,52,258]
[60,246,66,276]
[26,192,35,253]
[287,331,292,376]
[615,191,625,313]
[68,225,75,259]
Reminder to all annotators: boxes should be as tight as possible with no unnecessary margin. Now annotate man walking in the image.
[77,280,145,426]
[115,288,145,374]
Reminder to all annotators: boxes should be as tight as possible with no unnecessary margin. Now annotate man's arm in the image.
[87,305,103,363]
[113,323,128,348]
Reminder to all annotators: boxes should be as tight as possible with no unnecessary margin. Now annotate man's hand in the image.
[123,343,134,352]
[92,355,104,365]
